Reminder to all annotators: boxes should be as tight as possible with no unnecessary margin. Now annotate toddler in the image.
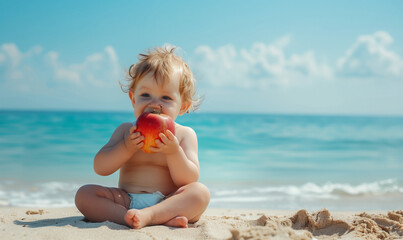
[75,46,210,229]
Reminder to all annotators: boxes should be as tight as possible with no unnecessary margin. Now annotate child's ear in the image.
[179,101,191,115]
[128,91,135,108]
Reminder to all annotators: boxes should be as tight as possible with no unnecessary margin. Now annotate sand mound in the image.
[230,214,313,240]
[289,209,403,240]
[290,209,351,237]
[230,209,403,240]
[352,210,403,240]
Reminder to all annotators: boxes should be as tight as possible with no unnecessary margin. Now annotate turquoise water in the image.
[0,110,402,210]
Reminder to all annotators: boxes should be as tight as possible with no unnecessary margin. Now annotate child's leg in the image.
[125,182,210,229]
[75,184,130,226]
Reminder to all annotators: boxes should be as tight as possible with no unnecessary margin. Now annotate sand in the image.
[1,207,402,240]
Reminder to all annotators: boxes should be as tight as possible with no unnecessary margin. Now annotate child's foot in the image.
[164,216,188,228]
[124,209,152,229]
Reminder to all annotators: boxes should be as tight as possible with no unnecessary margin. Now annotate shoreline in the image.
[1,207,402,239]
[2,178,402,211]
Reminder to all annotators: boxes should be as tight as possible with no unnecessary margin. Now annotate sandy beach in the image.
[1,207,402,240]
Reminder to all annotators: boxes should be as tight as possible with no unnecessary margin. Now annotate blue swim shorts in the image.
[128,191,166,210]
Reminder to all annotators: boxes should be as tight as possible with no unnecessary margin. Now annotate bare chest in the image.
[129,151,168,168]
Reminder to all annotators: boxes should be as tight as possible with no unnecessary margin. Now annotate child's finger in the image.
[154,139,164,148]
[133,135,144,144]
[148,146,161,152]
[165,130,175,141]
[159,133,170,144]
[130,132,142,140]
[130,125,137,134]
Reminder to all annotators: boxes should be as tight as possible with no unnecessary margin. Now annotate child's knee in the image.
[188,182,210,206]
[75,184,97,209]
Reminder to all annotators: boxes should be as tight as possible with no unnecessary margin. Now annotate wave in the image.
[0,179,402,209]
[210,179,403,203]
[0,181,81,207]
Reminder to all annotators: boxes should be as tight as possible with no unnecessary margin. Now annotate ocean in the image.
[0,110,402,211]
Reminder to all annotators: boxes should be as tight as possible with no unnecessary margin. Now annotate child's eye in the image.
[141,93,150,98]
[162,96,172,100]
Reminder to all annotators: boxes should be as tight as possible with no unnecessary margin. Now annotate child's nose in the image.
[146,101,163,112]
[149,99,162,108]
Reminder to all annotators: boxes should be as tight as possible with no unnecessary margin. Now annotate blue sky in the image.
[1,0,403,115]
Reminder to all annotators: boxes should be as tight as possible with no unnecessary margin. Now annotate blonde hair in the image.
[122,45,200,112]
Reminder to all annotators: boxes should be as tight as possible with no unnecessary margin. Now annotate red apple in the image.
[136,111,175,153]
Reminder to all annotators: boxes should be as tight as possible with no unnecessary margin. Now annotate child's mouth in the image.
[145,105,163,114]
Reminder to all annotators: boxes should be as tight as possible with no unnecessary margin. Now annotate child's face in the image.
[129,72,188,120]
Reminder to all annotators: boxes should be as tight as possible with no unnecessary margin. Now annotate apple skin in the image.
[135,112,175,153]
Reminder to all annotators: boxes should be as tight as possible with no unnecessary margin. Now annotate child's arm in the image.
[94,123,144,176]
[151,127,200,187]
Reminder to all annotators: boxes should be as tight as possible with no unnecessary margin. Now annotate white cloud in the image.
[189,32,403,115]
[0,43,42,82]
[1,43,23,67]
[0,43,127,111]
[192,31,403,91]
[337,31,403,78]
[46,51,81,85]
[45,46,120,87]
[105,46,120,78]
[0,43,121,92]
[191,36,333,88]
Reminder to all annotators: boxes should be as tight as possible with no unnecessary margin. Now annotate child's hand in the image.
[124,125,144,154]
[149,130,180,155]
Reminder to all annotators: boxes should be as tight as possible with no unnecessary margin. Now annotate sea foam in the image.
[0,179,401,209]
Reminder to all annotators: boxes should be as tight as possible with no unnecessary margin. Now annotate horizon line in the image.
[1,108,403,118]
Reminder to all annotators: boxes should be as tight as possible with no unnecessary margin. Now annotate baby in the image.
[75,46,210,229]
